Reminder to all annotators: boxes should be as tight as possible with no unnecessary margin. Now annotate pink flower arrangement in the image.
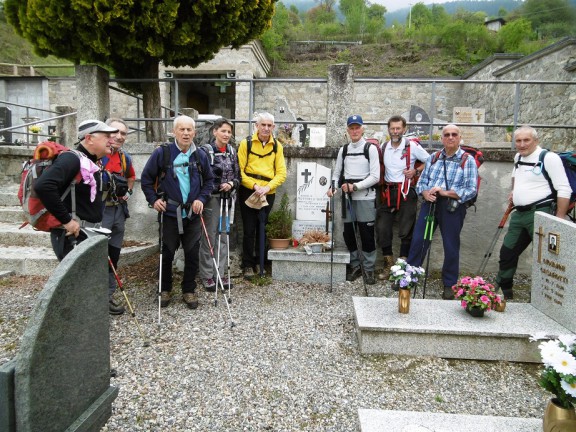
[452,276,502,311]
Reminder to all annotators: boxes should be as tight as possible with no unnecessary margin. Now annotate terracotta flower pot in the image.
[543,398,576,432]
[269,238,290,250]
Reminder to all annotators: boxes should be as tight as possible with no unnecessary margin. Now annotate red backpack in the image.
[18,141,81,231]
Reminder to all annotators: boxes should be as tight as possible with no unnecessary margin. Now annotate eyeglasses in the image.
[443,132,459,138]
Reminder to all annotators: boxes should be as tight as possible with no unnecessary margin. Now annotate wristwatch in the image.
[352,184,358,192]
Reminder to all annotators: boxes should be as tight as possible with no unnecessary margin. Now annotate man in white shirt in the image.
[496,125,571,299]
[376,115,430,280]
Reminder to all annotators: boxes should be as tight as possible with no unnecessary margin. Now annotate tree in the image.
[339,0,366,35]
[409,3,433,29]
[4,0,276,141]
[497,18,534,52]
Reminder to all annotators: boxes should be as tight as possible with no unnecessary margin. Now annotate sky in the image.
[372,0,451,12]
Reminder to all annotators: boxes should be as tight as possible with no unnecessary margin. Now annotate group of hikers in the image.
[35,111,572,315]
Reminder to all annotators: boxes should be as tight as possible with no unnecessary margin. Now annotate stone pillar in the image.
[326,64,354,148]
[75,65,110,124]
[180,108,199,119]
[55,106,75,148]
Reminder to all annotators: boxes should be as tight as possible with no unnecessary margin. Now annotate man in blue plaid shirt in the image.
[406,124,478,299]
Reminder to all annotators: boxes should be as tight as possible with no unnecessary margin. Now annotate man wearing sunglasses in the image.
[495,125,570,300]
[405,124,478,300]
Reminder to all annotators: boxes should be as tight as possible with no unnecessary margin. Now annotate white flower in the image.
[550,351,576,375]
[390,265,401,273]
[561,380,576,398]
[539,340,563,367]
[558,334,576,349]
[393,269,405,277]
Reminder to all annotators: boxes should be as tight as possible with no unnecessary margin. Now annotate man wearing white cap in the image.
[35,119,117,262]
[328,114,380,285]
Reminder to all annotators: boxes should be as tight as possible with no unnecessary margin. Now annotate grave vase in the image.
[465,305,485,317]
[543,398,576,432]
[398,288,410,314]
[31,133,39,144]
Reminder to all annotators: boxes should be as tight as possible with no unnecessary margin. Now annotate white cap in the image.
[78,120,118,140]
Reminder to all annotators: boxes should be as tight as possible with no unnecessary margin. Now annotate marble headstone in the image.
[531,212,576,332]
[453,107,485,146]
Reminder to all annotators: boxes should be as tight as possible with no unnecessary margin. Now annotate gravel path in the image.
[0,266,547,431]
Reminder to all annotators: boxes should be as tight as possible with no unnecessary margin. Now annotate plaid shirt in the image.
[416,147,478,203]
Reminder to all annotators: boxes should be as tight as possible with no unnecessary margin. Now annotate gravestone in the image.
[531,212,576,332]
[1,236,118,432]
[407,105,430,136]
[0,107,12,144]
[453,107,485,146]
[293,161,332,240]
[309,127,326,148]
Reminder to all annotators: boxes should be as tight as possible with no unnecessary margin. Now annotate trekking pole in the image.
[258,207,267,277]
[477,202,514,275]
[201,215,236,328]
[420,201,436,299]
[157,204,164,327]
[108,257,150,347]
[223,192,232,298]
[216,192,232,300]
[329,184,335,293]
[346,193,368,297]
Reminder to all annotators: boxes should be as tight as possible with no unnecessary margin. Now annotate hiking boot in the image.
[183,292,199,309]
[221,276,234,289]
[502,288,514,300]
[109,300,125,315]
[243,267,255,280]
[365,271,376,285]
[442,286,455,300]
[346,266,362,282]
[160,291,172,308]
[378,255,395,280]
[203,278,216,292]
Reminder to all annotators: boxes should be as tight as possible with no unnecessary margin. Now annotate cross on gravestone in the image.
[301,168,312,184]
[535,225,545,263]
[214,81,231,93]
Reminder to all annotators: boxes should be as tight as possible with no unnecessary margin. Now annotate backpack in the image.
[18,141,82,231]
[245,135,277,159]
[430,145,484,207]
[338,138,384,188]
[381,137,425,188]
[156,143,204,193]
[516,149,576,206]
[201,142,236,166]
[101,151,132,199]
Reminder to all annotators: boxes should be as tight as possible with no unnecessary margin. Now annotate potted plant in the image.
[535,334,576,431]
[266,193,292,249]
[299,229,330,253]
[451,276,502,317]
[388,258,425,313]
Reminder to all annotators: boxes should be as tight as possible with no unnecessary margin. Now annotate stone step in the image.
[0,206,25,225]
[353,297,571,363]
[0,243,157,276]
[0,190,20,207]
[0,222,51,247]
[358,409,541,432]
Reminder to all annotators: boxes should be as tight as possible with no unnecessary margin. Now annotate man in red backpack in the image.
[35,119,118,259]
[496,125,570,300]
[376,115,430,281]
[406,124,478,300]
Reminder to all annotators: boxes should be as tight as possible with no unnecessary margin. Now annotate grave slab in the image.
[354,297,572,362]
[531,212,576,332]
[268,247,350,283]
[358,409,541,432]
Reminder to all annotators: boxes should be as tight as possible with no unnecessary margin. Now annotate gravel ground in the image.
[0,258,547,431]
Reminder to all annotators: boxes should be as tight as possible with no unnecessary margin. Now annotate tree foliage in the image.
[4,0,276,141]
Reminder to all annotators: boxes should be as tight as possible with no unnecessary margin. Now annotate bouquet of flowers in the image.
[29,125,42,133]
[452,276,502,311]
[388,258,425,290]
[537,334,576,409]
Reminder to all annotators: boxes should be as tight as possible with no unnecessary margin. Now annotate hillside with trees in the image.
[263,0,576,77]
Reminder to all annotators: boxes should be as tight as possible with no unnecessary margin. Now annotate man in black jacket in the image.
[36,120,118,259]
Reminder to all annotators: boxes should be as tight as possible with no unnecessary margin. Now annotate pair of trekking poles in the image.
[156,192,236,329]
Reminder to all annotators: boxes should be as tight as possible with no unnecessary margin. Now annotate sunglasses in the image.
[443,132,459,138]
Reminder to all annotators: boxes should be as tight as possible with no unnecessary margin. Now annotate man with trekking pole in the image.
[376,115,430,281]
[495,125,570,300]
[328,115,380,286]
[238,112,287,279]
[101,118,136,315]
[141,115,214,311]
[405,124,478,300]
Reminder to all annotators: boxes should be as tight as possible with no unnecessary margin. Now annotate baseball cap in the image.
[78,120,119,140]
[347,115,363,126]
